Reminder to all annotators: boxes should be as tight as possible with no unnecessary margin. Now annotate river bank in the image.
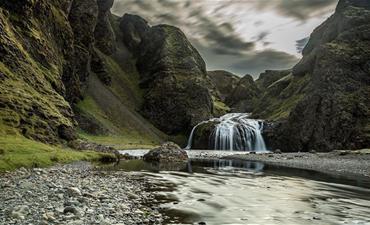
[224,150,370,180]
[0,162,163,225]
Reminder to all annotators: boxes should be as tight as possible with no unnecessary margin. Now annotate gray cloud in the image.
[296,37,309,53]
[205,27,255,54]
[256,0,338,21]
[254,0,338,21]
[255,31,270,41]
[230,50,299,76]
[112,0,335,77]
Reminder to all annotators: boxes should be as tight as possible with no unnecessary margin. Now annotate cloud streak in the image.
[112,0,337,77]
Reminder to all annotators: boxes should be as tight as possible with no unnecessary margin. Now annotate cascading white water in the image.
[186,113,267,151]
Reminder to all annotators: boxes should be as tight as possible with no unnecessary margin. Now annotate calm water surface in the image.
[104,159,370,225]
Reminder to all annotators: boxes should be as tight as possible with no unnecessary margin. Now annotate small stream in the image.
[102,158,370,225]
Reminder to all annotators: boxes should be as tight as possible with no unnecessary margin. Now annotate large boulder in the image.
[143,142,188,163]
[119,14,213,134]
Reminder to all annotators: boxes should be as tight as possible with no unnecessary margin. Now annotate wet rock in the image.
[143,142,188,163]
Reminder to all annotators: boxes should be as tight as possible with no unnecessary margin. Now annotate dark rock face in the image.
[120,14,213,134]
[119,14,149,56]
[143,142,188,163]
[272,0,370,151]
[190,121,219,150]
[256,70,291,89]
[0,0,116,143]
[67,0,99,103]
[226,75,261,112]
[91,50,112,85]
[208,70,240,102]
[94,0,115,55]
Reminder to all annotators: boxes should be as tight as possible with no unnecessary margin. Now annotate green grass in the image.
[78,131,158,150]
[0,134,114,172]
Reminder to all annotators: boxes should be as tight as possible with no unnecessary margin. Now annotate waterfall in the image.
[186,113,267,151]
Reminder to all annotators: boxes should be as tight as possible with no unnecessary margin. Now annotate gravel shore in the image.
[0,162,163,225]
[225,150,370,179]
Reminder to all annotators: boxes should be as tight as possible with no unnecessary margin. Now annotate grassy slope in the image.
[75,16,167,149]
[0,124,113,172]
[253,73,311,121]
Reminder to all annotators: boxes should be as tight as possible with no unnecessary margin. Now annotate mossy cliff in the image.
[1,0,369,159]
[0,1,76,143]
[272,0,370,152]
[0,0,168,159]
[119,14,215,134]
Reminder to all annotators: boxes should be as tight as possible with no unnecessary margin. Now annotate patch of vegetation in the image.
[213,97,230,117]
[253,73,311,120]
[78,131,158,150]
[0,11,74,143]
[0,135,113,172]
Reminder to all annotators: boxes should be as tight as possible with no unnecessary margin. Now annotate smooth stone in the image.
[63,206,78,214]
[67,187,82,196]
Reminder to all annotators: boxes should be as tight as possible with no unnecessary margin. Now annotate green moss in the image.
[253,73,311,120]
[0,135,113,172]
[213,97,230,117]
[0,11,74,142]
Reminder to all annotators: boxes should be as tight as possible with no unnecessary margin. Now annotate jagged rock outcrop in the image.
[94,0,115,55]
[67,0,98,103]
[256,70,292,89]
[208,70,240,102]
[226,74,261,112]
[119,14,213,134]
[268,0,370,151]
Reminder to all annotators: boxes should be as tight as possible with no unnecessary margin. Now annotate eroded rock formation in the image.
[120,14,213,134]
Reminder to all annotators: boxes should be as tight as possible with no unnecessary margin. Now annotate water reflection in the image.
[99,159,370,225]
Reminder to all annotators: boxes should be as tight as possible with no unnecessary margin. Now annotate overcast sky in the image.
[112,0,338,78]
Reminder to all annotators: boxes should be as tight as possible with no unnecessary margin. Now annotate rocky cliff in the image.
[0,0,167,147]
[0,0,77,143]
[1,0,369,152]
[119,14,214,134]
[205,0,370,152]
[272,0,370,151]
